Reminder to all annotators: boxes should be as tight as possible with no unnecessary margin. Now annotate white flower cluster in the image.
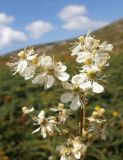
[57,106,107,160]
[8,32,113,160]
[50,103,71,124]
[57,137,87,160]
[22,103,70,138]
[7,48,37,79]
[8,49,69,89]
[61,33,113,110]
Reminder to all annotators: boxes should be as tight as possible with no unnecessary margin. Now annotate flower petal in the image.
[92,82,104,93]
[60,92,74,103]
[56,72,69,81]
[41,126,47,138]
[32,127,40,134]
[76,52,92,63]
[17,60,27,74]
[79,81,91,91]
[61,156,67,160]
[74,152,81,159]
[32,73,47,85]
[21,66,36,80]
[70,95,81,111]
[71,44,81,56]
[44,75,54,89]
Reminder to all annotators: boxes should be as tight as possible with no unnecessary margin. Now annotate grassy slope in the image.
[0,19,123,160]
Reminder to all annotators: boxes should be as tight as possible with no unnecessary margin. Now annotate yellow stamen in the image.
[84,58,93,65]
[31,56,38,65]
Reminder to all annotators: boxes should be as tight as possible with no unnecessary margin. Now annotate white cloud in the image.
[0,26,27,49]
[26,21,54,39]
[63,16,109,30]
[59,5,86,21]
[0,12,15,26]
[59,5,109,30]
[0,12,27,51]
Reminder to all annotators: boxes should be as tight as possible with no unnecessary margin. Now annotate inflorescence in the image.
[8,32,113,160]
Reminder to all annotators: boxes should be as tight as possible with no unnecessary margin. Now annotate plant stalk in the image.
[80,106,85,136]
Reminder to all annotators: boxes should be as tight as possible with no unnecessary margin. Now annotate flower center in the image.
[87,71,97,79]
[31,57,38,65]
[84,58,93,65]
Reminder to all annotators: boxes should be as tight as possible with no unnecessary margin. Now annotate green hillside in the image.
[0,19,123,160]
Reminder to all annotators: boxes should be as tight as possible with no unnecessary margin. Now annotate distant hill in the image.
[0,18,123,67]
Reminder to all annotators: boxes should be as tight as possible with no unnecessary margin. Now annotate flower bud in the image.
[92,111,98,118]
[92,49,97,55]
[58,103,64,109]
[112,111,120,117]
[99,108,105,116]
[22,106,34,114]
[18,51,26,59]
[82,129,88,137]
[78,36,84,43]
[93,40,100,48]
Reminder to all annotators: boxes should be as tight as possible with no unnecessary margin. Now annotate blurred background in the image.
[0,0,123,160]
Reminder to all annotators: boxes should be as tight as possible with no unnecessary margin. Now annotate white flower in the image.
[87,107,106,124]
[7,48,37,77]
[94,52,110,68]
[71,34,94,57]
[71,73,91,91]
[81,66,104,93]
[61,74,90,110]
[57,137,87,160]
[50,103,70,124]
[87,116,106,124]
[72,137,87,159]
[84,35,94,49]
[32,73,55,89]
[54,62,69,81]
[32,110,57,138]
[76,51,93,64]
[82,64,99,73]
[22,106,34,114]
[20,65,36,80]
[7,60,28,75]
[38,54,55,69]
[32,55,69,89]
[99,41,113,52]
[56,145,72,160]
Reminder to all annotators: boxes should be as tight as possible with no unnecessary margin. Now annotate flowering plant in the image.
[8,32,113,160]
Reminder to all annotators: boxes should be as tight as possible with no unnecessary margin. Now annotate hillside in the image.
[0,19,123,160]
[0,19,123,65]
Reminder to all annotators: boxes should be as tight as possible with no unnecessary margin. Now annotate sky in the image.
[0,0,123,55]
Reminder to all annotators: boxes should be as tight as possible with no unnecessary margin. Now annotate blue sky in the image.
[0,0,123,55]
